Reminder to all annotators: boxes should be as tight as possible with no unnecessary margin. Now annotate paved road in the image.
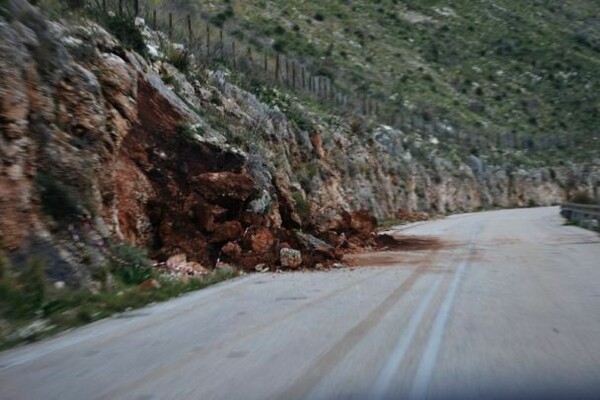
[1,207,600,399]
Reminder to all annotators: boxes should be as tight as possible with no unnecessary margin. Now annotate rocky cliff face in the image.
[1,1,598,285]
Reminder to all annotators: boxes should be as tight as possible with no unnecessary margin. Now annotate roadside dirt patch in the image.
[345,235,454,267]
[375,234,446,251]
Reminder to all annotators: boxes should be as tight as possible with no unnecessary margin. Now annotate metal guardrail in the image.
[560,202,600,221]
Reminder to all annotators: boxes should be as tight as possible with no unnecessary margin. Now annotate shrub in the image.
[292,192,311,222]
[165,46,190,73]
[22,258,46,312]
[101,14,146,56]
[210,6,234,28]
[36,173,80,223]
[0,256,46,319]
[110,244,153,285]
[273,39,286,53]
[176,122,204,141]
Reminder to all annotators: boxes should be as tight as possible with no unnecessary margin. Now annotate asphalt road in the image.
[1,207,600,400]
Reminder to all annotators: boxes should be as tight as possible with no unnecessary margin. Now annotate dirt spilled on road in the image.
[346,234,455,267]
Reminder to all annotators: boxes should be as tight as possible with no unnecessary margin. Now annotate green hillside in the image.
[146,0,600,164]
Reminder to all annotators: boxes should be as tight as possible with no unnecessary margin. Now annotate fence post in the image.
[301,67,305,90]
[247,46,253,64]
[134,0,139,17]
[118,0,122,16]
[219,29,223,59]
[187,15,193,44]
[275,53,280,82]
[285,57,289,85]
[152,9,156,29]
[318,77,322,98]
[168,13,172,39]
[206,25,211,58]
[264,53,268,73]
[232,40,236,68]
[292,62,296,89]
[329,79,334,101]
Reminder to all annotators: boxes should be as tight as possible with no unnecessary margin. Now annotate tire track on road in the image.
[271,247,449,400]
[96,268,391,400]
[407,222,485,400]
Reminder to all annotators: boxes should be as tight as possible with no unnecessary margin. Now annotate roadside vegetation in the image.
[0,252,238,350]
[144,0,600,166]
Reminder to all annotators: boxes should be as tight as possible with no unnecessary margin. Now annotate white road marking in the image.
[369,274,445,399]
[408,224,483,400]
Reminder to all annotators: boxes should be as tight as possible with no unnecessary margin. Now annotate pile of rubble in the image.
[396,208,430,223]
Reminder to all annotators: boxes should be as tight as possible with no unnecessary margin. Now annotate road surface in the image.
[1,207,600,399]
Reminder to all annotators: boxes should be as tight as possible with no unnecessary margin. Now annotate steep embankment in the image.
[0,0,598,286]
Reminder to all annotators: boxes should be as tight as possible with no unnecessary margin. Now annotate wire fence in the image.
[79,0,574,155]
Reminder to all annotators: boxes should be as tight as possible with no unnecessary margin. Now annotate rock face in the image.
[0,1,598,283]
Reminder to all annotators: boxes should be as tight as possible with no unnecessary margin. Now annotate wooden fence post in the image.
[264,53,268,73]
[318,77,322,98]
[292,62,296,89]
[275,53,280,82]
[301,67,305,90]
[232,40,236,68]
[285,57,289,85]
[152,9,156,30]
[187,15,193,44]
[168,13,173,39]
[206,25,211,57]
[329,79,334,101]
[247,46,253,64]
[219,29,223,59]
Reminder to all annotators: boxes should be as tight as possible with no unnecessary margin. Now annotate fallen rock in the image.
[166,253,187,269]
[184,262,209,275]
[221,241,242,258]
[348,210,378,237]
[396,208,430,223]
[246,227,275,254]
[209,221,243,243]
[280,248,302,269]
[254,263,268,272]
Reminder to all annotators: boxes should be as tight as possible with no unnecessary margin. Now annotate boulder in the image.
[221,241,242,259]
[348,210,378,237]
[246,227,275,254]
[209,221,243,243]
[280,248,302,269]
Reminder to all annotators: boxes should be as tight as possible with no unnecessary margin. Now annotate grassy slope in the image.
[151,0,600,165]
